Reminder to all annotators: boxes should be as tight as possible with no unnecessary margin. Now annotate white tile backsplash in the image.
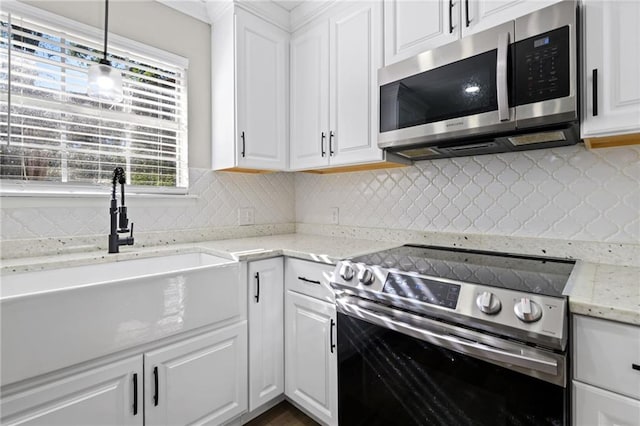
[295,145,640,245]
[1,169,295,241]
[1,145,639,258]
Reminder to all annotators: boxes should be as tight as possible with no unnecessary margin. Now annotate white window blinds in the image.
[0,7,189,191]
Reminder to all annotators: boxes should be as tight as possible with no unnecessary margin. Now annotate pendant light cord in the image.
[102,0,109,62]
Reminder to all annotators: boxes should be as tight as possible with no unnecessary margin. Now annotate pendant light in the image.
[87,0,123,103]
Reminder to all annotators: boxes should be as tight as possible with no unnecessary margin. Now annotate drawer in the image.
[574,315,640,399]
[285,258,335,302]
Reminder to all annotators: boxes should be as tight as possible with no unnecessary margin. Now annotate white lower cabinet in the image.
[248,257,284,411]
[573,315,640,425]
[144,323,248,426]
[285,290,338,426]
[573,381,640,426]
[1,356,143,425]
[1,324,248,426]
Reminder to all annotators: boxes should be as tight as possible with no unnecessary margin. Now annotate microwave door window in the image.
[380,50,499,133]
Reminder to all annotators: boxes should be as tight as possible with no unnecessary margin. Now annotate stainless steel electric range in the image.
[331,244,577,426]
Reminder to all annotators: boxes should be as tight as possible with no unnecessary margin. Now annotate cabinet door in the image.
[384,0,459,65]
[573,381,640,426]
[145,323,247,426]
[1,356,142,426]
[290,22,330,170]
[248,257,284,411]
[329,1,384,167]
[463,0,561,37]
[236,8,289,170]
[581,0,640,138]
[285,290,337,426]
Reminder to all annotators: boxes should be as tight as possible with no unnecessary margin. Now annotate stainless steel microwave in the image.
[378,0,579,160]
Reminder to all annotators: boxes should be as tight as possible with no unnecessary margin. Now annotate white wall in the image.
[20,0,212,169]
[296,145,640,245]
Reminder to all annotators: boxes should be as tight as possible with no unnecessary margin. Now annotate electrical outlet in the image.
[238,208,255,226]
[330,207,339,225]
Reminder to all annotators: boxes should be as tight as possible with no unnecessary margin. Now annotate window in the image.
[0,4,189,193]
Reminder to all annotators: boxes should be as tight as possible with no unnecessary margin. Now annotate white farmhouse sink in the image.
[1,252,232,300]
[1,252,244,386]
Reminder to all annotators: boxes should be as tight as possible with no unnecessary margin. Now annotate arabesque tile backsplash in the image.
[296,145,640,245]
[1,145,639,249]
[0,169,295,240]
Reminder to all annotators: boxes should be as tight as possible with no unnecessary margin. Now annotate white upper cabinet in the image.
[290,22,330,170]
[329,2,384,167]
[248,257,285,412]
[384,0,460,65]
[581,0,640,140]
[290,2,384,170]
[212,7,289,171]
[383,0,562,66]
[462,0,562,37]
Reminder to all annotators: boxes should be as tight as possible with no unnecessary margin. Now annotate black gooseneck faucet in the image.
[109,167,134,253]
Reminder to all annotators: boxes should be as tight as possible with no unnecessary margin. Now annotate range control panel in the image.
[383,272,460,310]
[514,26,571,106]
[331,260,568,350]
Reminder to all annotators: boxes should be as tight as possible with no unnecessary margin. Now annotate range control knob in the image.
[476,291,501,315]
[339,263,354,281]
[358,267,375,286]
[514,298,543,323]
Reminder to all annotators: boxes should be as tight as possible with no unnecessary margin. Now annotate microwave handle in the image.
[496,32,510,122]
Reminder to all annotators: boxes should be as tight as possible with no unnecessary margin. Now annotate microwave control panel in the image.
[514,26,571,106]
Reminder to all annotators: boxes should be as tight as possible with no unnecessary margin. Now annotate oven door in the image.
[336,296,568,426]
[378,21,515,151]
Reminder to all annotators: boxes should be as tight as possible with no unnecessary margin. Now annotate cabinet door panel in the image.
[463,0,561,37]
[285,291,337,426]
[236,9,289,170]
[290,23,330,170]
[248,257,284,411]
[145,324,247,426]
[573,381,640,426]
[384,0,459,65]
[1,356,142,426]
[582,0,640,137]
[329,2,383,166]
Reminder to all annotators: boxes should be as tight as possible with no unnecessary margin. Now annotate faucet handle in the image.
[124,223,135,246]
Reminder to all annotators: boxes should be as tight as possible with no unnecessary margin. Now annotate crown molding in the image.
[156,0,210,23]
[156,0,336,31]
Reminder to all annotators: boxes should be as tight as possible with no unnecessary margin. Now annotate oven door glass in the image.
[379,50,499,133]
[337,312,567,426]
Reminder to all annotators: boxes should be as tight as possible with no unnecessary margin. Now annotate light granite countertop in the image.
[0,233,400,275]
[568,262,640,326]
[1,233,637,326]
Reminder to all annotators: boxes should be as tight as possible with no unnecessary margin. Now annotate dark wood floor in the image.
[245,401,319,426]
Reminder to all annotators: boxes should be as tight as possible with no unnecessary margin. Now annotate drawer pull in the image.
[592,69,598,117]
[633,364,640,371]
[255,272,260,303]
[132,373,138,415]
[153,366,159,406]
[298,276,321,285]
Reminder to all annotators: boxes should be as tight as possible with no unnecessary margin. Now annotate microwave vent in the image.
[397,147,440,159]
[508,131,566,146]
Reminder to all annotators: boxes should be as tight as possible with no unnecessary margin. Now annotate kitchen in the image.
[0,0,638,425]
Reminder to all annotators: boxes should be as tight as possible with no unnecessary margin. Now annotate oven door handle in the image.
[338,300,558,376]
